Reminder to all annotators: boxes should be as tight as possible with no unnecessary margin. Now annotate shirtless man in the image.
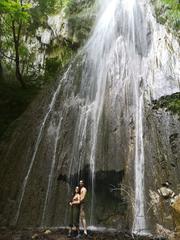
[79,180,87,236]
[158,181,175,200]
[158,181,176,224]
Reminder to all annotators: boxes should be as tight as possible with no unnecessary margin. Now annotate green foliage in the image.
[68,15,94,43]
[26,0,75,34]
[0,0,94,88]
[46,57,61,75]
[153,0,180,32]
[162,0,180,10]
[0,0,95,138]
[44,40,76,84]
[0,0,32,22]
[0,0,34,87]
[153,92,180,116]
[64,0,77,15]
[36,0,73,15]
[162,0,180,29]
[63,0,95,15]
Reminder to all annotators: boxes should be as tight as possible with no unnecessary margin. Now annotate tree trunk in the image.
[0,61,3,79]
[14,42,26,88]
[0,17,3,80]
[12,20,26,88]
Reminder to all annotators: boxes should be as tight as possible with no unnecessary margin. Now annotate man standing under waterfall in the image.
[158,181,176,224]
[79,180,88,237]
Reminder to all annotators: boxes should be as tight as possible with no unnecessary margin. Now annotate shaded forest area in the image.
[0,0,94,138]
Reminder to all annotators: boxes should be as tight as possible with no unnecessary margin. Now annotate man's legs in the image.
[80,204,87,235]
[68,226,72,237]
[81,217,87,235]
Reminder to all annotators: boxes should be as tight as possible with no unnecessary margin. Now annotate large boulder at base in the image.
[171,195,180,238]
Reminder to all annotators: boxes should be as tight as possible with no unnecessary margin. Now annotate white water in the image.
[88,0,179,233]
[41,115,63,226]
[133,92,146,233]
[63,0,150,228]
[67,0,123,224]
[14,68,71,225]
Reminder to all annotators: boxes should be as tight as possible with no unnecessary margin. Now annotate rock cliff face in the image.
[0,0,179,234]
[145,108,180,230]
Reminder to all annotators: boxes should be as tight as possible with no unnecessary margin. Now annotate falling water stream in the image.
[14,68,71,224]
[41,115,63,226]
[13,0,180,234]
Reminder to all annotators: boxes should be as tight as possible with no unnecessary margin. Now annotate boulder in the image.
[156,224,174,239]
[171,195,180,238]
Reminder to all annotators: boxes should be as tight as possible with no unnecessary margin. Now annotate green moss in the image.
[48,40,76,64]
[64,0,95,16]
[153,92,180,116]
[46,57,61,74]
[68,15,94,44]
[151,0,180,36]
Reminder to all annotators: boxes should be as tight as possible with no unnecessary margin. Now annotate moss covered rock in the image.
[171,195,180,230]
[151,0,180,39]
[152,93,180,117]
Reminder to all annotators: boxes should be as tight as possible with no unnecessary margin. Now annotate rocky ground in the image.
[0,228,167,240]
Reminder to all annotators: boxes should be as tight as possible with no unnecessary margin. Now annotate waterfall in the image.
[133,90,146,234]
[11,0,180,231]
[14,0,149,229]
[68,0,125,225]
[67,0,148,230]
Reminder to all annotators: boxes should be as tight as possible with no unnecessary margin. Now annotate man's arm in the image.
[169,189,176,198]
[80,188,87,202]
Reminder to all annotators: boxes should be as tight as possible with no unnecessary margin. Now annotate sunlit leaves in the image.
[162,0,180,9]
[0,0,32,23]
[153,0,180,31]
[161,0,180,29]
[162,0,180,16]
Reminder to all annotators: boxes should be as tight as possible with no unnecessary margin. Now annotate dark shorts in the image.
[69,205,80,228]
[80,203,86,220]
